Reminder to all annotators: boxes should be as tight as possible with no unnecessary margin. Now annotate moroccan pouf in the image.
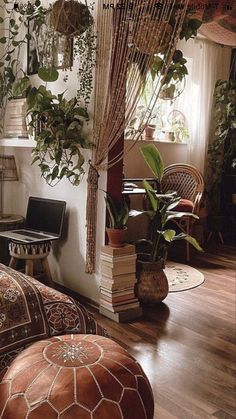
[0,334,154,419]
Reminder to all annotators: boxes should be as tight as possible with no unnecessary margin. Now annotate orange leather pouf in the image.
[0,334,154,419]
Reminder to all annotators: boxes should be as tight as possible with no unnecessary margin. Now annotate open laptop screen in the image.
[26,197,66,236]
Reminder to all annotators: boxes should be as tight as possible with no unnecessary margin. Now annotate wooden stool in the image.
[8,241,54,288]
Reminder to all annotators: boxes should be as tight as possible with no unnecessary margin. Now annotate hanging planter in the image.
[50,0,93,37]
[134,20,172,55]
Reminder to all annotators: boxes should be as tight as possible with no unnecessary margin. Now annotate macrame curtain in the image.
[85,0,190,273]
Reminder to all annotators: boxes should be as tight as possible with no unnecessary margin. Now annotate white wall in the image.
[4,146,107,302]
[124,139,188,178]
[1,0,107,303]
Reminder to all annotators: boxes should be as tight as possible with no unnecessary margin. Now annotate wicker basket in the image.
[134,20,172,55]
[50,0,93,37]
[136,255,169,304]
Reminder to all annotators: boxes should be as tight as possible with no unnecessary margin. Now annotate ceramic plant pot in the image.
[136,254,169,304]
[106,227,127,248]
[145,125,156,140]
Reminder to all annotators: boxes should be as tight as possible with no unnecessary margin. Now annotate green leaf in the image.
[51,165,59,180]
[0,37,7,43]
[163,229,176,242]
[140,144,164,182]
[165,211,199,224]
[143,179,158,211]
[12,76,31,97]
[31,155,40,164]
[166,198,181,211]
[38,67,59,82]
[173,233,203,252]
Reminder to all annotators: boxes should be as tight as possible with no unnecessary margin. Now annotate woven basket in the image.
[134,20,172,55]
[136,255,169,304]
[50,0,93,37]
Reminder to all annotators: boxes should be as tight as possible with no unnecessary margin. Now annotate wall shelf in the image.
[0,138,36,148]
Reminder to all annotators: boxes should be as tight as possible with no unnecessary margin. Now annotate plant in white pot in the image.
[131,144,203,304]
[105,194,129,248]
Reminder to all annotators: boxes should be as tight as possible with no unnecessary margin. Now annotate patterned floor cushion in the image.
[0,334,154,418]
[0,264,107,379]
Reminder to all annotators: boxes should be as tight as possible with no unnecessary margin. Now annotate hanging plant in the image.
[128,7,202,103]
[27,85,94,186]
[0,0,47,130]
[50,0,93,37]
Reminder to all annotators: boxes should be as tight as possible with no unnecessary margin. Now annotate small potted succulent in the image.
[105,193,129,248]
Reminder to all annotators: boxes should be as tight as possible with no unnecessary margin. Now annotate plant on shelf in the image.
[207,79,236,216]
[104,193,129,248]
[0,0,96,132]
[125,105,161,140]
[27,85,94,186]
[130,143,203,303]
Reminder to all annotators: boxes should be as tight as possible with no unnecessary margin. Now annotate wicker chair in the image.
[161,164,204,261]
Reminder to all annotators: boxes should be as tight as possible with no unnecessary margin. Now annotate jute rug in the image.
[164,262,205,292]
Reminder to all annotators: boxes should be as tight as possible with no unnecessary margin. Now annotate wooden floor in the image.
[88,244,236,419]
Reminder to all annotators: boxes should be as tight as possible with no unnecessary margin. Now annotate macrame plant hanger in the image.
[85,0,190,273]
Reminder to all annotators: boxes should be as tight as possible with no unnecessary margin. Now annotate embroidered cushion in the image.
[0,264,107,379]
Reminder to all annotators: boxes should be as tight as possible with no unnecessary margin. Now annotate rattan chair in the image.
[161,164,204,261]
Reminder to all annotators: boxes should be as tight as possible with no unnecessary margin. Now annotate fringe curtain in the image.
[85,0,190,273]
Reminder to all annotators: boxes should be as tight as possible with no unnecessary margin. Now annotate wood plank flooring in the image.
[88,245,236,419]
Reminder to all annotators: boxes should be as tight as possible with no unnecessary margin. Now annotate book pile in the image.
[99,244,142,322]
[4,98,28,138]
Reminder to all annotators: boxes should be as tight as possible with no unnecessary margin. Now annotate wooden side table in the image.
[0,215,24,264]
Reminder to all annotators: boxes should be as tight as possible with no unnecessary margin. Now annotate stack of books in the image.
[4,98,28,138]
[99,244,142,322]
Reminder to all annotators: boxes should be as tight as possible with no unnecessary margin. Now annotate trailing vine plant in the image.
[0,0,96,186]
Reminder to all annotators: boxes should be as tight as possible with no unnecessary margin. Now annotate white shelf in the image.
[0,138,36,148]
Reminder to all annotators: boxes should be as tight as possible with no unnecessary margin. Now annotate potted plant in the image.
[131,144,203,303]
[207,79,236,234]
[105,193,129,248]
[26,85,94,186]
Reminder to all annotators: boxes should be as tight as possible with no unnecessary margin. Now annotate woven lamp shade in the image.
[0,155,18,181]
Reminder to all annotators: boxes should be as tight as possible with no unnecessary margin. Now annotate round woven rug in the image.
[164,262,204,292]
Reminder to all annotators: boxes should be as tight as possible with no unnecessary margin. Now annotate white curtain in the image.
[179,37,231,174]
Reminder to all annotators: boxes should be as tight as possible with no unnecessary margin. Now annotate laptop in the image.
[0,197,66,243]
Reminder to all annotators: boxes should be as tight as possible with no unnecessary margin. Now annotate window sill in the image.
[0,138,36,148]
[125,138,188,145]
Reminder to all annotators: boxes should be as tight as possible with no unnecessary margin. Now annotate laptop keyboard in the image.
[14,230,51,239]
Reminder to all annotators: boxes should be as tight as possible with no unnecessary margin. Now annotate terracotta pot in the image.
[106,227,127,248]
[50,0,93,37]
[136,254,169,304]
[145,125,156,140]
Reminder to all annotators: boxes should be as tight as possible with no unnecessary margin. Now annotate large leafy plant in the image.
[207,79,236,214]
[27,85,93,186]
[131,144,203,262]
